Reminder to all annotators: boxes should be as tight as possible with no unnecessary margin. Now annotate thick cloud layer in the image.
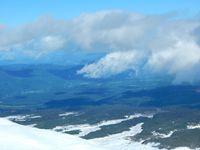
[79,40,200,84]
[0,11,200,83]
[2,11,198,55]
[77,51,143,78]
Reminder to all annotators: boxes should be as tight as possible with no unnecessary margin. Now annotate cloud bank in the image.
[0,11,200,83]
[79,39,200,83]
[77,51,143,78]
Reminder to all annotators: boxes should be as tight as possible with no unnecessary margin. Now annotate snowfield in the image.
[0,118,104,150]
[53,113,153,136]
[0,118,195,150]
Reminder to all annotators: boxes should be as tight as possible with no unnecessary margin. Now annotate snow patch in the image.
[53,113,153,136]
[152,130,176,138]
[5,114,41,122]
[58,112,79,117]
[92,123,193,150]
[187,124,200,129]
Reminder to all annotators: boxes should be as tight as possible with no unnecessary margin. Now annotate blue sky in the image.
[0,0,200,26]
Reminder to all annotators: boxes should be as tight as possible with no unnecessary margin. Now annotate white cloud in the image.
[0,17,69,55]
[0,11,185,54]
[0,24,5,30]
[147,40,200,83]
[1,11,200,83]
[77,51,142,78]
[78,39,200,83]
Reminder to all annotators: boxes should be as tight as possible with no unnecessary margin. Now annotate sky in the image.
[0,0,200,84]
[1,0,200,26]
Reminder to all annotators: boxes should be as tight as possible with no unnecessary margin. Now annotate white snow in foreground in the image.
[53,113,153,137]
[27,123,37,127]
[187,124,200,129]
[0,118,195,150]
[5,114,41,122]
[0,118,104,150]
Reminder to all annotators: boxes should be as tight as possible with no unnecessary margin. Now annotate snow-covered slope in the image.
[0,118,194,150]
[0,118,105,150]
